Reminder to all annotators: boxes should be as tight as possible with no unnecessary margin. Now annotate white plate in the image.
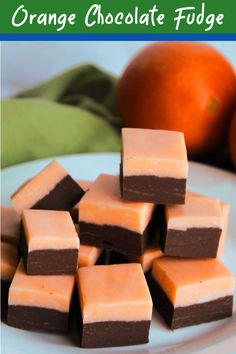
[1,153,236,354]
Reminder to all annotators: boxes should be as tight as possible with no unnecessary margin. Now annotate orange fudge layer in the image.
[11,161,68,214]
[77,263,152,324]
[22,209,79,252]
[71,180,93,221]
[166,191,223,230]
[78,245,102,268]
[79,174,155,233]
[152,257,234,307]
[9,260,75,312]
[128,245,163,273]
[74,180,93,210]
[217,202,230,257]
[122,128,188,179]
[1,242,18,281]
[1,206,21,245]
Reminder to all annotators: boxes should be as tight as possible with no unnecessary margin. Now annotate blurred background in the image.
[2,41,236,171]
[2,42,236,98]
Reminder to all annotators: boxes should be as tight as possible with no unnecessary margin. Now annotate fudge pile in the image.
[1,128,235,349]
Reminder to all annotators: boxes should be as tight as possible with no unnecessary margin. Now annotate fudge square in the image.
[11,160,84,214]
[1,242,18,310]
[161,191,223,258]
[150,257,234,330]
[1,206,21,245]
[7,259,75,332]
[121,128,188,204]
[20,209,79,275]
[79,174,155,256]
[77,263,152,348]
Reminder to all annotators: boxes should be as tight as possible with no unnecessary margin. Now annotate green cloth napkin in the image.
[2,64,121,168]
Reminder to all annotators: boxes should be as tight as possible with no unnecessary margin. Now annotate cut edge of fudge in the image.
[161,191,223,258]
[77,263,152,348]
[121,163,187,204]
[80,320,151,348]
[20,209,79,275]
[150,257,234,329]
[7,305,70,332]
[11,160,85,214]
[7,259,75,332]
[121,128,188,204]
[79,221,151,256]
[78,174,157,256]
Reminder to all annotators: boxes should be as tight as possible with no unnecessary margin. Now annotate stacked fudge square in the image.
[119,128,234,330]
[75,172,157,347]
[2,161,85,331]
[1,128,235,349]
[77,128,234,345]
[78,127,234,341]
[2,159,152,348]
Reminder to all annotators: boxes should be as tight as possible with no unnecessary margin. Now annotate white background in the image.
[1,41,236,98]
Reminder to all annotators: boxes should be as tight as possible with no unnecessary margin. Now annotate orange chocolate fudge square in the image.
[121,128,188,204]
[20,209,79,275]
[7,259,75,332]
[150,257,234,329]
[77,263,152,348]
[78,245,102,268]
[161,191,223,258]
[1,206,21,245]
[11,160,84,214]
[79,174,156,256]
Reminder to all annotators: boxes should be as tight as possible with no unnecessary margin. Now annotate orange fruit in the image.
[117,42,236,157]
[229,109,236,169]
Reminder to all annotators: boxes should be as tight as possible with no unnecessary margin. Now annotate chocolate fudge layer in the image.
[150,257,234,329]
[20,209,79,275]
[161,191,223,258]
[79,174,156,256]
[8,260,75,332]
[1,206,21,245]
[11,160,84,214]
[217,201,230,257]
[77,263,152,348]
[121,128,188,204]
[1,242,18,317]
[70,179,93,223]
